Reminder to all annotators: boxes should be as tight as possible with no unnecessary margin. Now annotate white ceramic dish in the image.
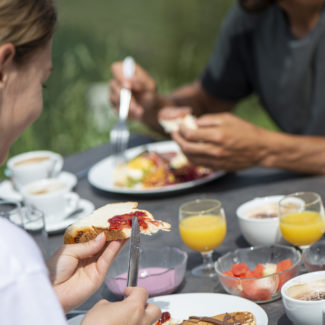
[0,171,77,202]
[236,195,285,246]
[67,293,268,325]
[88,141,225,195]
[45,198,94,233]
[281,271,325,325]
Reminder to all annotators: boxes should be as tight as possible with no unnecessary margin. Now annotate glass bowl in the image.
[302,240,325,272]
[215,245,301,303]
[104,246,187,297]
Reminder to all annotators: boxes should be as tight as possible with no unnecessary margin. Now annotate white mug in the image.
[7,150,63,190]
[21,178,79,222]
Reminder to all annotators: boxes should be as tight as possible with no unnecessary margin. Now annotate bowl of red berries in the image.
[215,245,301,303]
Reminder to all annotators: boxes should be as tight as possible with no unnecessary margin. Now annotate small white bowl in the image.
[236,195,284,246]
[281,271,325,325]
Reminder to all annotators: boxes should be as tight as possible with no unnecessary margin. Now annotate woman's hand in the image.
[172,112,270,171]
[47,233,127,313]
[82,287,161,325]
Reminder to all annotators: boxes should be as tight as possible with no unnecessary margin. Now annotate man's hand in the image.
[47,233,127,313]
[172,112,268,171]
[82,287,161,325]
[109,61,159,121]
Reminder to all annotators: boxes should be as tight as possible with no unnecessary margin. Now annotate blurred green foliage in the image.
[2,0,278,176]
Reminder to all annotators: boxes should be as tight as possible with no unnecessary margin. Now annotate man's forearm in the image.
[260,131,325,174]
[166,81,235,116]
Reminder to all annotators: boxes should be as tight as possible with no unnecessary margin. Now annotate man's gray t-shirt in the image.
[201,3,325,135]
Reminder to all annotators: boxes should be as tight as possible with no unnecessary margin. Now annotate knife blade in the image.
[127,215,140,287]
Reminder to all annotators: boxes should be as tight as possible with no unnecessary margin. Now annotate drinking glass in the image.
[0,200,24,226]
[279,192,325,249]
[179,199,227,277]
[22,206,49,259]
[0,201,48,258]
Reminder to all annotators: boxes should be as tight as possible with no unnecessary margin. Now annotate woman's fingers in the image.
[142,302,161,325]
[97,239,127,277]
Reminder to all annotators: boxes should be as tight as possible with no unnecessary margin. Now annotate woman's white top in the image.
[0,218,67,324]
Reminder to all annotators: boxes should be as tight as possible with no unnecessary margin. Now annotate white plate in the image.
[67,293,268,325]
[0,171,77,202]
[88,141,225,195]
[67,315,84,325]
[45,198,94,233]
[150,293,268,324]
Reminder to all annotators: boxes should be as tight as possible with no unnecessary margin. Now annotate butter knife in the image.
[127,215,140,287]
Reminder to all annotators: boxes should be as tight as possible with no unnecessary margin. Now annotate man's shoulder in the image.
[225,2,279,35]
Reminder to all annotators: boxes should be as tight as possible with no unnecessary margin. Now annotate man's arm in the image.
[260,131,325,174]
[166,80,236,116]
[172,112,325,175]
[141,80,237,133]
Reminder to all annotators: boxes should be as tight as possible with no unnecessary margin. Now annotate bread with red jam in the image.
[63,201,171,244]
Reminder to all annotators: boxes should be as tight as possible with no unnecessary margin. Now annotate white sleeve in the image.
[0,271,67,325]
[0,219,67,325]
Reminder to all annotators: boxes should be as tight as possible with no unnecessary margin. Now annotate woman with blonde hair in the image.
[0,1,161,324]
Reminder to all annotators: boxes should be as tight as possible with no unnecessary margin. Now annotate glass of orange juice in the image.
[179,199,226,277]
[279,192,325,249]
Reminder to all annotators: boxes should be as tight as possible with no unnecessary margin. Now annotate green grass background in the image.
[2,0,278,177]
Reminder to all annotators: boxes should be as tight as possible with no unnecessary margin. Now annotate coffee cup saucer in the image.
[45,198,95,234]
[0,171,77,202]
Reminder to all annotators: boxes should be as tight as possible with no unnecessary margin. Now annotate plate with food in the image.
[151,293,268,324]
[67,293,267,325]
[88,141,225,195]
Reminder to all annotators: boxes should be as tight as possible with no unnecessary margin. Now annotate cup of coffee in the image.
[21,178,79,223]
[7,150,63,190]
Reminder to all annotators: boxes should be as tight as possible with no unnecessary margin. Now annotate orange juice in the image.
[179,215,226,252]
[280,211,325,246]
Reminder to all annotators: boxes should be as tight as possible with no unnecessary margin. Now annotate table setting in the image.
[37,129,324,325]
[3,124,325,324]
[0,149,94,234]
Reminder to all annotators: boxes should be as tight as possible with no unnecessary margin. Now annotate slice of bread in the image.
[159,114,197,133]
[180,312,256,325]
[63,202,171,244]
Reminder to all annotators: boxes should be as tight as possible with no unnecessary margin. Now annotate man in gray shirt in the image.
[110,0,325,174]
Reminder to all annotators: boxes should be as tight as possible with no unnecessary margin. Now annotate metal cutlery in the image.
[109,56,135,157]
[127,215,140,287]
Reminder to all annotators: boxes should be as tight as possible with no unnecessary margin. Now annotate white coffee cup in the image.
[21,178,79,222]
[7,150,63,190]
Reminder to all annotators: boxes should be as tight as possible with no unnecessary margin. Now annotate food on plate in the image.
[286,278,325,301]
[159,112,197,133]
[221,259,293,301]
[181,312,256,325]
[155,311,256,325]
[63,202,171,244]
[114,150,212,189]
[154,312,179,325]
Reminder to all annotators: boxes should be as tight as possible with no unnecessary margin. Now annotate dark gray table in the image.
[51,134,325,325]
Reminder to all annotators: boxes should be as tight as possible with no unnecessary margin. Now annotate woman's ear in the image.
[0,43,15,88]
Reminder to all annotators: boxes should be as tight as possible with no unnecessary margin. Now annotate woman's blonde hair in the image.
[0,0,57,64]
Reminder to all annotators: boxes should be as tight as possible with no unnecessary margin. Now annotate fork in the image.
[109,57,135,157]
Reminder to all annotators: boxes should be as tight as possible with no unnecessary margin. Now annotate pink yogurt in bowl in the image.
[105,246,187,297]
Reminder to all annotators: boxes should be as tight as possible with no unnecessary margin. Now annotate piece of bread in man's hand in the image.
[63,202,171,244]
[158,108,197,133]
